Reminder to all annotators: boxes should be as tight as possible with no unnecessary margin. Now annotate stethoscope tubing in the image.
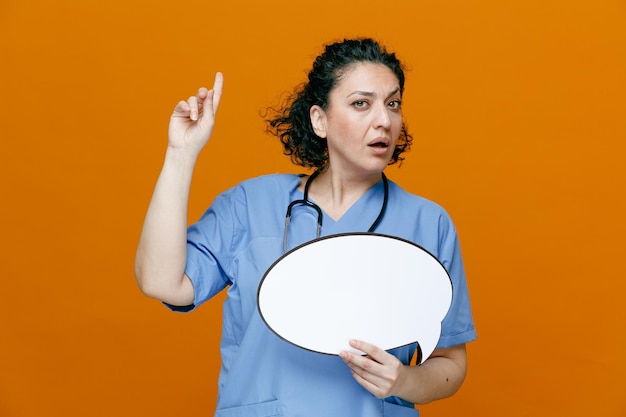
[283,171,389,253]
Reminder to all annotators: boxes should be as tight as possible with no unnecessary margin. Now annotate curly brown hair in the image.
[265,38,413,170]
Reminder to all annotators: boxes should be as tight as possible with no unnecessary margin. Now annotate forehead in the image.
[333,62,400,92]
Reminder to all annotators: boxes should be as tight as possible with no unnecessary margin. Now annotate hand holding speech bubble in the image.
[257,233,453,364]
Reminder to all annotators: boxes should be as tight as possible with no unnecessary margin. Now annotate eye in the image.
[388,100,402,110]
[352,100,369,109]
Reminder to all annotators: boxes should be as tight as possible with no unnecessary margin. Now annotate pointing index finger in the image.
[212,72,224,112]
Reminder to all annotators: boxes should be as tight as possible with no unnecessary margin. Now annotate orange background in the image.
[1,0,625,416]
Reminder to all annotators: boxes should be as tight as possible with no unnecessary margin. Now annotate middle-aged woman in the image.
[135,38,476,416]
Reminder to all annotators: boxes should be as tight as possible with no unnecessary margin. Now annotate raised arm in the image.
[134,73,223,306]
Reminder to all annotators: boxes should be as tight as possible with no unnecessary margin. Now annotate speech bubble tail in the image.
[416,323,441,365]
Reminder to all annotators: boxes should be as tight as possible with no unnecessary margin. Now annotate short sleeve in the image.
[164,187,242,312]
[436,214,477,347]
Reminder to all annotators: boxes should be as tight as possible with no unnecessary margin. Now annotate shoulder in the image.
[237,173,303,191]
[215,173,303,207]
[387,179,451,217]
[385,179,459,242]
[199,173,304,227]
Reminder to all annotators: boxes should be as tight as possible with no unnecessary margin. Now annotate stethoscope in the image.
[283,170,389,253]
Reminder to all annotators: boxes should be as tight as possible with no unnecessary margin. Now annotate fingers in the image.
[340,340,382,374]
[341,353,376,376]
[212,72,224,112]
[340,340,403,398]
[198,72,224,122]
[340,349,386,398]
[172,100,190,117]
[348,368,382,397]
[188,94,200,121]
[348,340,387,363]
[171,73,223,122]
[172,92,203,120]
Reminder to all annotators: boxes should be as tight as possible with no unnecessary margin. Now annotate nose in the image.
[374,103,391,129]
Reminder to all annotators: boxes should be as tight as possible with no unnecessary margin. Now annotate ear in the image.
[309,105,327,138]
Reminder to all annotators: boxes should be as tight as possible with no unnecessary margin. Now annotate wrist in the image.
[161,146,200,182]
[164,145,200,165]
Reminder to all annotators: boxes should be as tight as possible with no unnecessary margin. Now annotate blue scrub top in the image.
[171,174,476,417]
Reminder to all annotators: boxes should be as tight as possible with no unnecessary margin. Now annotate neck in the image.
[307,169,384,221]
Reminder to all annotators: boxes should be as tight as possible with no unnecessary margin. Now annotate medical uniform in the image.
[169,174,476,417]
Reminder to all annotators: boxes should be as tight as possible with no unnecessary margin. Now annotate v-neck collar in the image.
[294,176,388,235]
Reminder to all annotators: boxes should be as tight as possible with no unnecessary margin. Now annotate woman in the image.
[135,38,476,416]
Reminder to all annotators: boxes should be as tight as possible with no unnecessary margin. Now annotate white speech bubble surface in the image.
[257,233,452,363]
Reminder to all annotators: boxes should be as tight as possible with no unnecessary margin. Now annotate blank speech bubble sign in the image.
[257,233,452,364]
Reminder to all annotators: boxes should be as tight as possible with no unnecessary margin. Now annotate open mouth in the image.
[368,140,389,148]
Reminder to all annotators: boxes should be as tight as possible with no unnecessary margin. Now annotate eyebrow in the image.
[347,87,401,99]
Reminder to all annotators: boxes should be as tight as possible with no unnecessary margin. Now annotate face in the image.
[310,62,403,177]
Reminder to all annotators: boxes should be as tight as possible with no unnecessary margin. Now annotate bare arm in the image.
[134,73,223,306]
[340,341,467,404]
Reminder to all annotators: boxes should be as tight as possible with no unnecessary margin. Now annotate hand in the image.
[340,339,407,399]
[167,72,224,155]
